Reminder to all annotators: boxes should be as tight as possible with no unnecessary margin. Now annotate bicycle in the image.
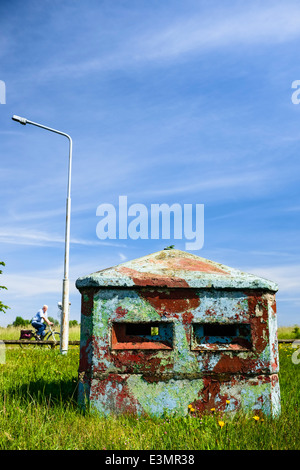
[19,325,60,348]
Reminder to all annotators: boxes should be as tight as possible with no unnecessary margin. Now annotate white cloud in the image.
[2,255,120,300]
[4,271,63,298]
[0,228,64,246]
[135,168,275,198]
[137,4,300,61]
[0,228,126,247]
[9,207,66,222]
[34,3,300,79]
[243,264,300,295]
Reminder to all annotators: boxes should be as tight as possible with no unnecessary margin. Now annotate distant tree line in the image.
[8,316,79,328]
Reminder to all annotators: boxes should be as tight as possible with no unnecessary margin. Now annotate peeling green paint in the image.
[93,297,110,337]
[173,323,198,374]
[241,382,272,414]
[95,289,162,323]
[127,375,203,416]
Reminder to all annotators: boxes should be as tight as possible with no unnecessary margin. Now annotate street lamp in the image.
[12,115,72,355]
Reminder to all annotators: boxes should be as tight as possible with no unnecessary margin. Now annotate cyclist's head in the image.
[42,305,48,312]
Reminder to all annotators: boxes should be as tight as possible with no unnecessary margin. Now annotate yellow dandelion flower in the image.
[218,420,225,428]
[226,400,230,404]
[191,408,195,412]
[188,404,192,409]
[210,408,215,411]
[253,416,260,421]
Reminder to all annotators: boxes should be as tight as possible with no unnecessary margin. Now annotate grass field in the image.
[0,326,299,450]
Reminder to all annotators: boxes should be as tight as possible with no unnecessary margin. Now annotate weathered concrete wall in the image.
[77,286,280,417]
[79,373,280,417]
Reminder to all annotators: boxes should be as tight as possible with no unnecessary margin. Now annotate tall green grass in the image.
[0,325,81,341]
[0,340,299,449]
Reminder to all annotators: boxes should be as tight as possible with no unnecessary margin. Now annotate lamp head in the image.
[12,115,27,125]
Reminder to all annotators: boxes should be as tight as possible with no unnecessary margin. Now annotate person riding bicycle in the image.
[31,305,53,339]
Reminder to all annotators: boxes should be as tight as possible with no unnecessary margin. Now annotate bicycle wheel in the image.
[45,331,60,349]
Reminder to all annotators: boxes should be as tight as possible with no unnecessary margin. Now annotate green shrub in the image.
[12,316,30,327]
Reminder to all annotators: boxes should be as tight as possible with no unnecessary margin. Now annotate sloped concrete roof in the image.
[76,249,278,291]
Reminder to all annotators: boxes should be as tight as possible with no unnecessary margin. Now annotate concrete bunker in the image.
[76,249,280,417]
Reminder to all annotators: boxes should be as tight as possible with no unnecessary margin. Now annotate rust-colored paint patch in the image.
[118,266,190,287]
[195,378,221,413]
[78,334,93,374]
[140,288,200,315]
[80,288,97,317]
[158,256,229,274]
[247,293,269,354]
[115,306,129,317]
[182,310,195,325]
[212,353,262,374]
[191,376,242,414]
[109,349,174,376]
[90,374,141,415]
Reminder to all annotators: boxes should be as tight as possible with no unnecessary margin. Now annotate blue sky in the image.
[0,0,299,326]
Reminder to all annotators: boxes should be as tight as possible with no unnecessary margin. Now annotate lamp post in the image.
[12,115,72,355]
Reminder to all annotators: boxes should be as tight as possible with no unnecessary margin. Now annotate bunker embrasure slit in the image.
[111,322,173,350]
[191,323,252,351]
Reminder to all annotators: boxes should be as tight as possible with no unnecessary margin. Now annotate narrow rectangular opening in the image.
[203,324,237,337]
[191,323,251,351]
[111,322,173,350]
[126,324,159,336]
